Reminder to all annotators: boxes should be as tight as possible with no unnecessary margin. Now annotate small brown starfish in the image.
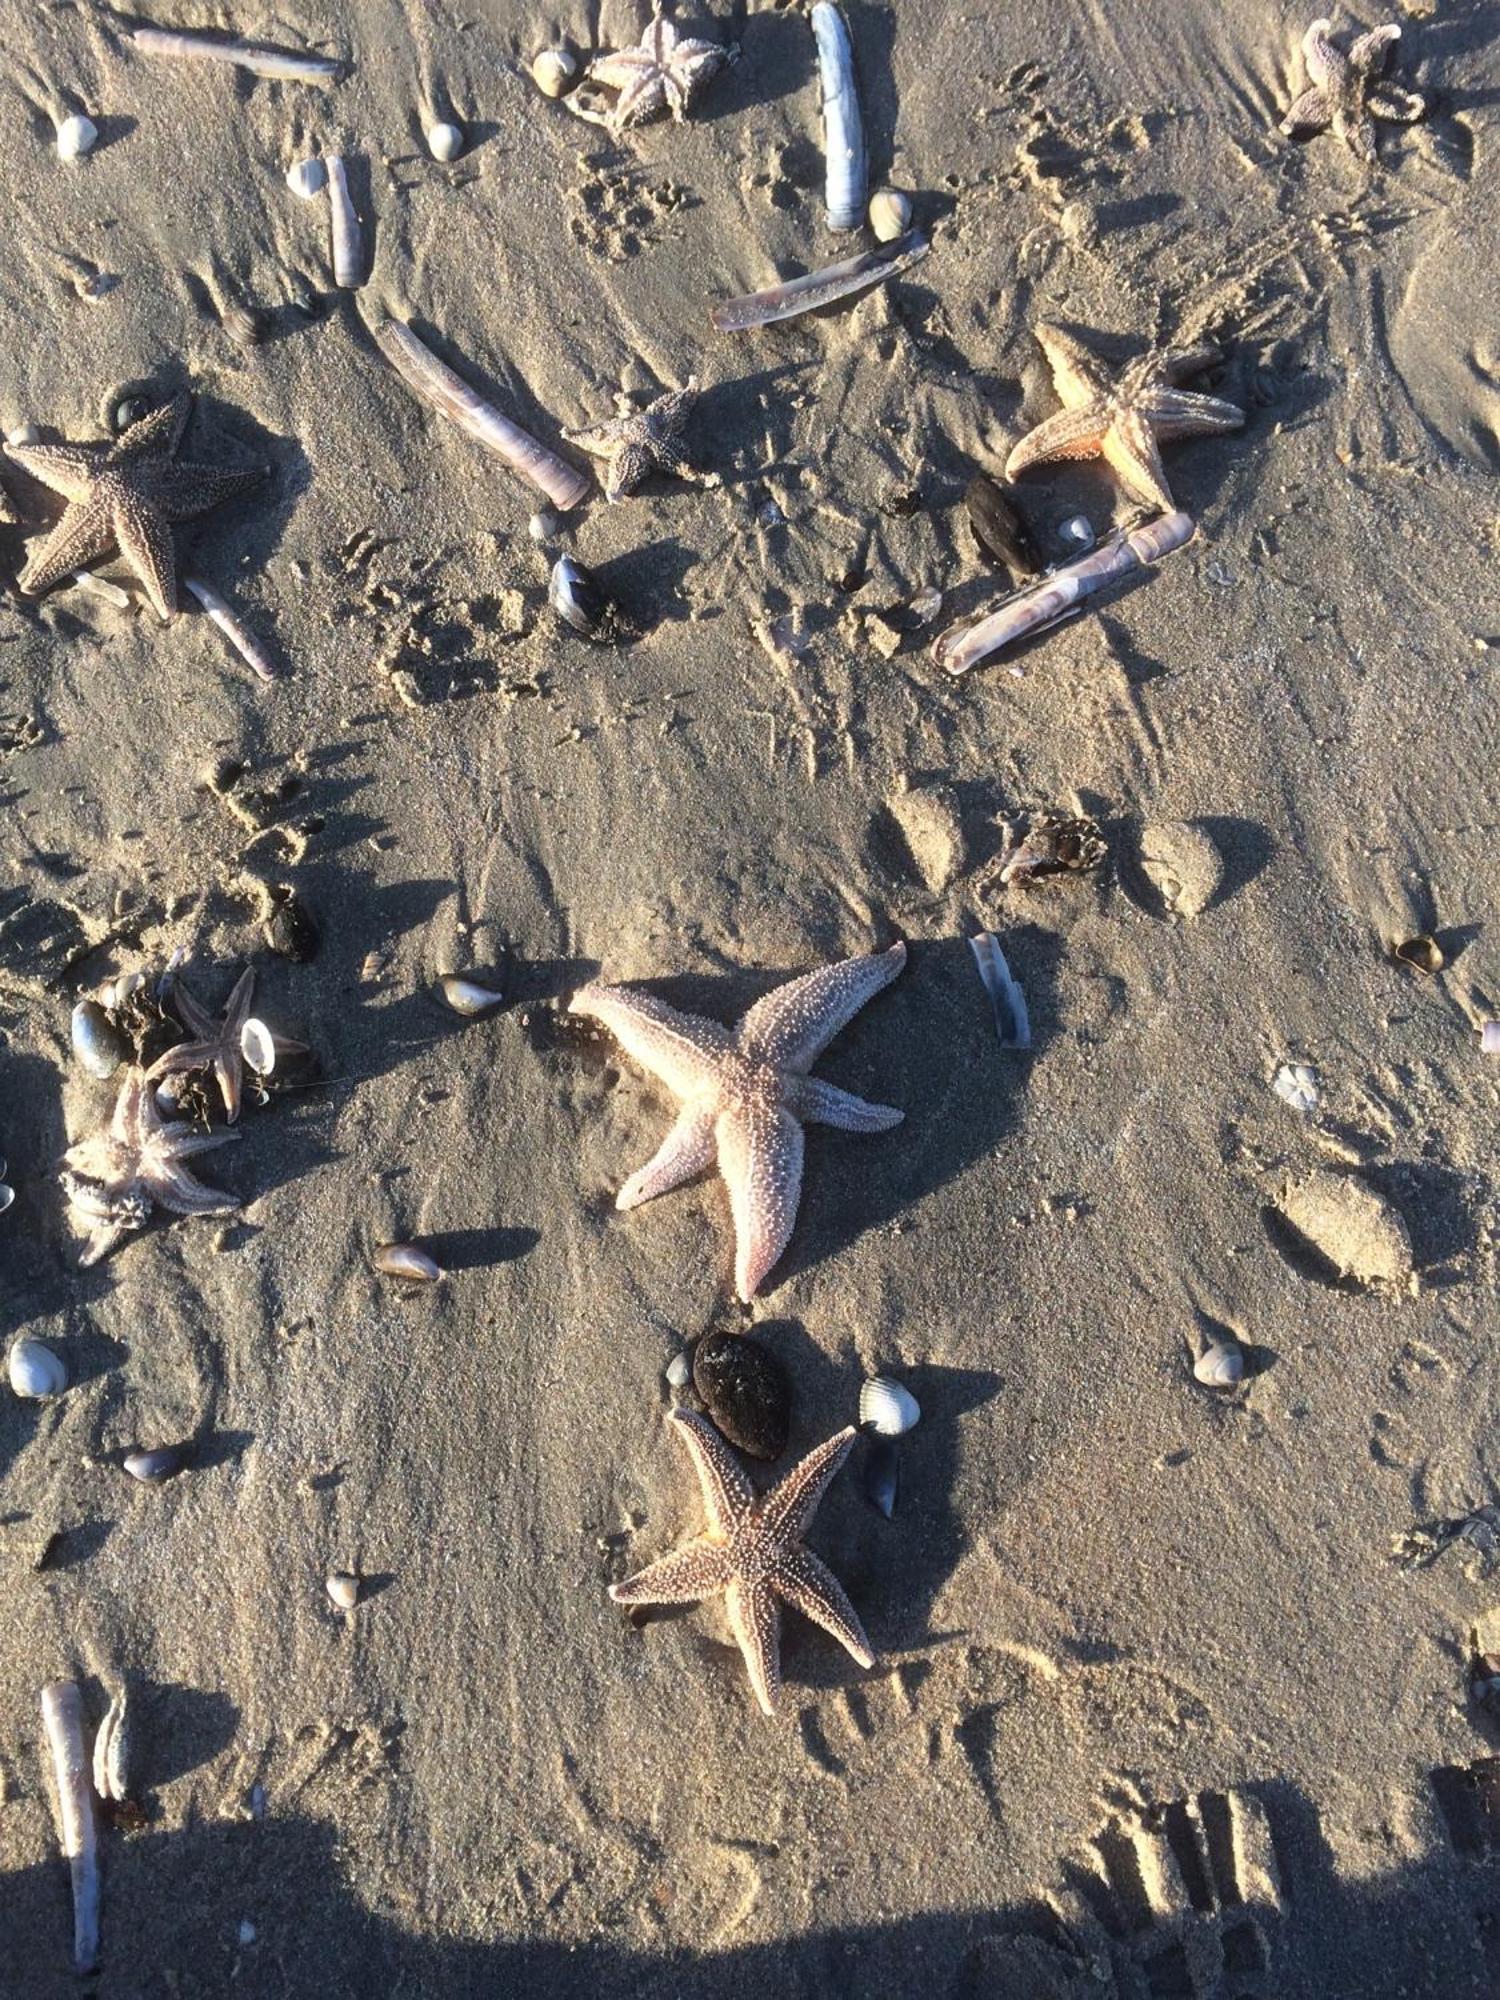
[60,1069,239,1265]
[610,1409,874,1715]
[570,942,905,1300]
[1005,324,1244,518]
[5,392,264,622]
[1281,19,1426,164]
[563,381,715,503]
[585,11,727,137]
[147,968,258,1124]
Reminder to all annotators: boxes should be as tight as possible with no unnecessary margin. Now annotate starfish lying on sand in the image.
[60,1070,239,1264]
[1005,323,1244,518]
[1281,18,1425,163]
[585,10,727,136]
[563,381,714,503]
[5,391,264,622]
[610,1409,874,1715]
[570,942,906,1300]
[147,968,258,1124]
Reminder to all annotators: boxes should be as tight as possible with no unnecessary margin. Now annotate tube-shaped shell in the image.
[372,318,590,511]
[324,154,365,288]
[131,25,342,81]
[183,575,282,681]
[968,932,1030,1049]
[811,3,866,230]
[40,1682,99,1973]
[712,232,930,333]
[932,510,1195,677]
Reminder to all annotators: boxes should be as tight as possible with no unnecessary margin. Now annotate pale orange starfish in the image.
[1005,324,1243,517]
[569,942,905,1300]
[60,1070,239,1264]
[585,10,727,137]
[1281,19,1426,164]
[610,1409,874,1715]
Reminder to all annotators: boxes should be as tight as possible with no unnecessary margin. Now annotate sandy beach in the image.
[4,1,1500,1995]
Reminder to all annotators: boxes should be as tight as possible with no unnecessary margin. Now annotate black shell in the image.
[964,475,1038,580]
[864,1436,899,1518]
[123,1445,186,1483]
[691,1331,791,1461]
[263,887,319,961]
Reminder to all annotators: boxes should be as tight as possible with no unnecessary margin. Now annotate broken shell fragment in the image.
[439,974,504,1016]
[549,554,611,638]
[123,1446,185,1483]
[868,188,912,242]
[1393,934,1443,975]
[969,931,1031,1049]
[964,474,1037,579]
[859,1375,920,1437]
[92,1685,133,1804]
[532,48,578,97]
[996,810,1105,887]
[712,232,930,332]
[9,1335,67,1399]
[55,114,98,161]
[286,156,326,198]
[426,120,464,162]
[1272,1062,1319,1114]
[326,1571,361,1611]
[373,1242,443,1283]
[1193,1339,1244,1389]
[71,999,128,1080]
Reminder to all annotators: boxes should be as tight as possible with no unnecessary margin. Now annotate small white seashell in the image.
[1272,1062,1319,1114]
[438,974,504,1016]
[286,156,327,199]
[859,1375,920,1436]
[239,1018,278,1076]
[6,424,41,446]
[92,1685,132,1804]
[1482,1021,1500,1056]
[373,1242,443,1283]
[1059,514,1096,550]
[532,48,578,97]
[9,1335,67,1399]
[868,188,911,241]
[56,114,98,161]
[1193,1339,1244,1389]
[665,1351,692,1390]
[528,508,559,544]
[326,1570,360,1611]
[426,120,464,162]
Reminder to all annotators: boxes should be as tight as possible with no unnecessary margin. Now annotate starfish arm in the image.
[1005,405,1109,477]
[1102,408,1176,514]
[221,967,257,1032]
[786,1077,903,1134]
[1350,24,1400,76]
[569,983,733,1097]
[773,1545,875,1670]
[113,1073,154,1148]
[4,440,109,502]
[156,1127,241,1163]
[1368,81,1425,123]
[1280,85,1331,134]
[717,1106,804,1302]
[1033,324,1110,404]
[726,1578,782,1715]
[735,943,906,1075]
[1332,106,1378,164]
[668,1408,754,1533]
[616,1107,717,1209]
[585,48,659,88]
[760,1426,858,1546]
[113,492,179,621]
[1156,343,1222,384]
[602,440,653,502]
[1139,387,1245,437]
[609,1534,732,1606]
[16,504,116,596]
[164,976,220,1041]
[611,72,669,132]
[79,1218,134,1266]
[561,420,624,460]
[648,16,680,60]
[214,1053,245,1124]
[146,1036,221,1081]
[145,1159,238,1215]
[1301,19,1341,89]
[111,394,191,462]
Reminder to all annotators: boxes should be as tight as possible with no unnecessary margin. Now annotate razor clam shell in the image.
[373,318,590,512]
[92,1686,132,1804]
[183,575,282,681]
[968,932,1031,1049]
[41,1681,99,1974]
[711,232,930,333]
[324,153,365,289]
[859,1375,920,1437]
[131,25,342,81]
[811,2,866,231]
[373,1242,443,1283]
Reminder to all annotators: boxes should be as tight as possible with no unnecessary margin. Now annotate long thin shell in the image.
[712,232,929,332]
[811,3,866,230]
[131,25,342,81]
[968,932,1030,1049]
[324,153,365,289]
[932,510,1195,676]
[372,318,591,511]
[183,576,283,682]
[41,1682,100,1974]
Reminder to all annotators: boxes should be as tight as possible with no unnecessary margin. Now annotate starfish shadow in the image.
[694,6,813,127]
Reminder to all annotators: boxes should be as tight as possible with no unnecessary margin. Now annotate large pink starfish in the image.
[60,1070,239,1264]
[585,11,727,137]
[610,1409,873,1715]
[570,942,906,1300]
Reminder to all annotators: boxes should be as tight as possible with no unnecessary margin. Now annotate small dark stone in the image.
[691,1331,791,1461]
[123,1445,186,1483]
[112,396,153,435]
[964,473,1039,581]
[263,887,318,961]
